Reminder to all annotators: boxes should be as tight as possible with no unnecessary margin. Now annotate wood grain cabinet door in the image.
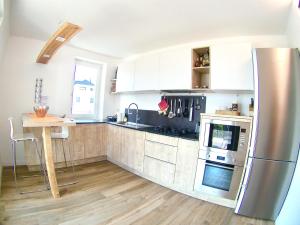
[69,126,85,161]
[105,125,113,159]
[121,128,145,173]
[174,139,199,192]
[83,124,106,159]
[131,130,145,173]
[111,126,123,163]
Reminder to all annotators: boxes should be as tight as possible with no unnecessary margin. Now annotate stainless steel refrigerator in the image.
[235,48,300,221]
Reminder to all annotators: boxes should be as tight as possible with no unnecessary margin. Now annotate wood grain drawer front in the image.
[143,156,175,185]
[145,133,178,146]
[144,140,177,164]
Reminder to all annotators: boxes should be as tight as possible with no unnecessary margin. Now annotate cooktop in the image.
[143,126,199,140]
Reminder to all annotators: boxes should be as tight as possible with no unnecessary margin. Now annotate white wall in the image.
[285,0,300,48]
[276,1,300,225]
[0,0,10,191]
[0,0,9,63]
[0,35,119,166]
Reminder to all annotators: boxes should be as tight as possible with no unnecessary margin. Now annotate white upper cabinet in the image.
[116,61,135,92]
[210,43,254,91]
[159,47,191,90]
[134,53,159,91]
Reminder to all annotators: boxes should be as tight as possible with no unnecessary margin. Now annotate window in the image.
[0,0,4,24]
[71,59,103,118]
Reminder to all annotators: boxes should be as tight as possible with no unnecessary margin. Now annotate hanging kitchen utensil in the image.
[177,98,182,117]
[189,98,194,122]
[173,99,177,117]
[168,99,174,118]
[163,98,169,116]
[183,99,189,118]
[195,98,201,110]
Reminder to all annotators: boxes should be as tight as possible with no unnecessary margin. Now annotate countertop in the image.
[74,119,106,124]
[74,119,199,141]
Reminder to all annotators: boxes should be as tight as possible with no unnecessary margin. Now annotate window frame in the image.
[71,58,103,119]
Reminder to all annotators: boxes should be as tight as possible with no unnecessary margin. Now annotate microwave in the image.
[199,114,252,166]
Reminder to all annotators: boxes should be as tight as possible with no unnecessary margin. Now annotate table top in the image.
[22,113,76,127]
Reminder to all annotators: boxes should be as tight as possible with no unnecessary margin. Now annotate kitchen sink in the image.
[113,122,154,130]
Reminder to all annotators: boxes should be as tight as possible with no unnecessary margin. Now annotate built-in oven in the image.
[194,150,244,200]
[199,115,252,165]
[194,114,252,200]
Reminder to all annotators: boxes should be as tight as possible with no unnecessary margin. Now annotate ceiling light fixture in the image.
[36,22,82,64]
[55,36,66,42]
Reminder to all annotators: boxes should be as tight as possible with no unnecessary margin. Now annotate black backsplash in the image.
[126,95,206,132]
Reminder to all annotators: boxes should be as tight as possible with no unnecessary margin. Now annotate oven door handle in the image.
[205,162,234,170]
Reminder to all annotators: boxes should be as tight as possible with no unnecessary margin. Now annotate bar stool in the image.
[8,117,48,194]
[51,126,78,186]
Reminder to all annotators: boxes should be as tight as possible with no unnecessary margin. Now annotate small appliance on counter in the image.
[106,115,117,122]
[194,113,252,200]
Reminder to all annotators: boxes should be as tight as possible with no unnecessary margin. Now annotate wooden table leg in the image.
[42,127,60,198]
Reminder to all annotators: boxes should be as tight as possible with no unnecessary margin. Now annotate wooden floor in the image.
[0,161,274,225]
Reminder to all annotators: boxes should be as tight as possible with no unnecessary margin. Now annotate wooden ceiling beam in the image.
[36,22,82,64]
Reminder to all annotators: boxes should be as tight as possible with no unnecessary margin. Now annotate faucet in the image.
[127,103,139,126]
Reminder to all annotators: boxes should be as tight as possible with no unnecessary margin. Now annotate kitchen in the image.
[0,0,299,225]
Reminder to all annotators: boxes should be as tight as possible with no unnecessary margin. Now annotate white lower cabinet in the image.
[174,139,199,191]
[143,156,176,185]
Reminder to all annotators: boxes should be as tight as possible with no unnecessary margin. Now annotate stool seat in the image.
[51,126,69,139]
[51,132,68,139]
[12,133,36,142]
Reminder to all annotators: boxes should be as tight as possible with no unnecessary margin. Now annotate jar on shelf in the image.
[195,56,200,67]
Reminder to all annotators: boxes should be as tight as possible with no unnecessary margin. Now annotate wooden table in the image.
[22,113,76,198]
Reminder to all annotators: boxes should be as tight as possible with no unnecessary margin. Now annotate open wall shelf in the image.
[191,47,210,89]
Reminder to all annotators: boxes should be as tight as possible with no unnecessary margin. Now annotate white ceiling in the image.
[10,0,292,58]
